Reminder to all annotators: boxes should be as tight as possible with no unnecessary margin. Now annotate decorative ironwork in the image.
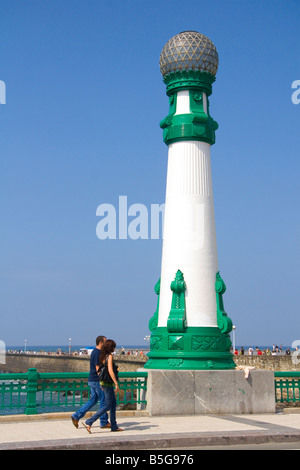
[167,270,187,333]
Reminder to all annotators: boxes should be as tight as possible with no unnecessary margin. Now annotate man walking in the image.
[71,336,110,429]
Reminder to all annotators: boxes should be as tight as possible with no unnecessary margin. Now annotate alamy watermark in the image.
[96,195,205,247]
[96,196,164,240]
[0,341,6,364]
[0,80,6,104]
[292,340,300,365]
[291,80,300,105]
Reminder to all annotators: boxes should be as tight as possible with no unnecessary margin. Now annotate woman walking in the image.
[83,339,124,433]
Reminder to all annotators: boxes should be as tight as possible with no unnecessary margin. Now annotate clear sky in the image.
[1,0,299,349]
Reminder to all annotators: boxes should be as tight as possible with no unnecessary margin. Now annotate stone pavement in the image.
[0,409,299,450]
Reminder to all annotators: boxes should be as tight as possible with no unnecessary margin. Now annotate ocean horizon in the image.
[6,344,150,353]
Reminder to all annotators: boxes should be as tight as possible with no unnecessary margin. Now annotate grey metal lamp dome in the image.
[159,31,219,78]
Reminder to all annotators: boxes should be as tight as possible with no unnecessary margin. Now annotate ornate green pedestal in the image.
[145,271,235,370]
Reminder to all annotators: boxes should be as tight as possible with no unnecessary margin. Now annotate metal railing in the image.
[0,368,147,415]
[1,370,299,415]
[274,372,300,404]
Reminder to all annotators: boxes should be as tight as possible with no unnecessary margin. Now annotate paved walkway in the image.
[0,409,299,450]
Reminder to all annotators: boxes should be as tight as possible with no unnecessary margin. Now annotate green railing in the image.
[0,368,147,415]
[274,372,300,404]
[1,370,299,415]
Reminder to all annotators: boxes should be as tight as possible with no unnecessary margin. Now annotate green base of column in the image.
[144,326,235,370]
[25,408,38,415]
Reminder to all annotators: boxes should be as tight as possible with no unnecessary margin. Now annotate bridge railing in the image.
[0,368,147,415]
[1,370,299,415]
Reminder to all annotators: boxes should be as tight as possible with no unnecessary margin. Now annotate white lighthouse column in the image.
[158,138,219,329]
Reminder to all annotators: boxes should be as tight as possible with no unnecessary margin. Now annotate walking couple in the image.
[71,336,123,433]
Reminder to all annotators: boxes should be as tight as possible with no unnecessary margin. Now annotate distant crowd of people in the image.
[233,344,297,356]
[119,347,145,356]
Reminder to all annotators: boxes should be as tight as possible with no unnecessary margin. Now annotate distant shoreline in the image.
[5,344,294,358]
[5,345,150,356]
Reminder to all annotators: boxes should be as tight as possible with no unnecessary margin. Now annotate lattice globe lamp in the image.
[159,30,219,77]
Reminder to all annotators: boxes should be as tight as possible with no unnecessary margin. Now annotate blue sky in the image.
[1,0,299,349]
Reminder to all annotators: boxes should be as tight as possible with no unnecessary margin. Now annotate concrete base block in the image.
[146,369,275,416]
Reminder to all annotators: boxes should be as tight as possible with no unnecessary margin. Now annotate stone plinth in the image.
[146,369,275,416]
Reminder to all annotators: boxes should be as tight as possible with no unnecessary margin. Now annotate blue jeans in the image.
[85,386,118,431]
[72,381,109,427]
